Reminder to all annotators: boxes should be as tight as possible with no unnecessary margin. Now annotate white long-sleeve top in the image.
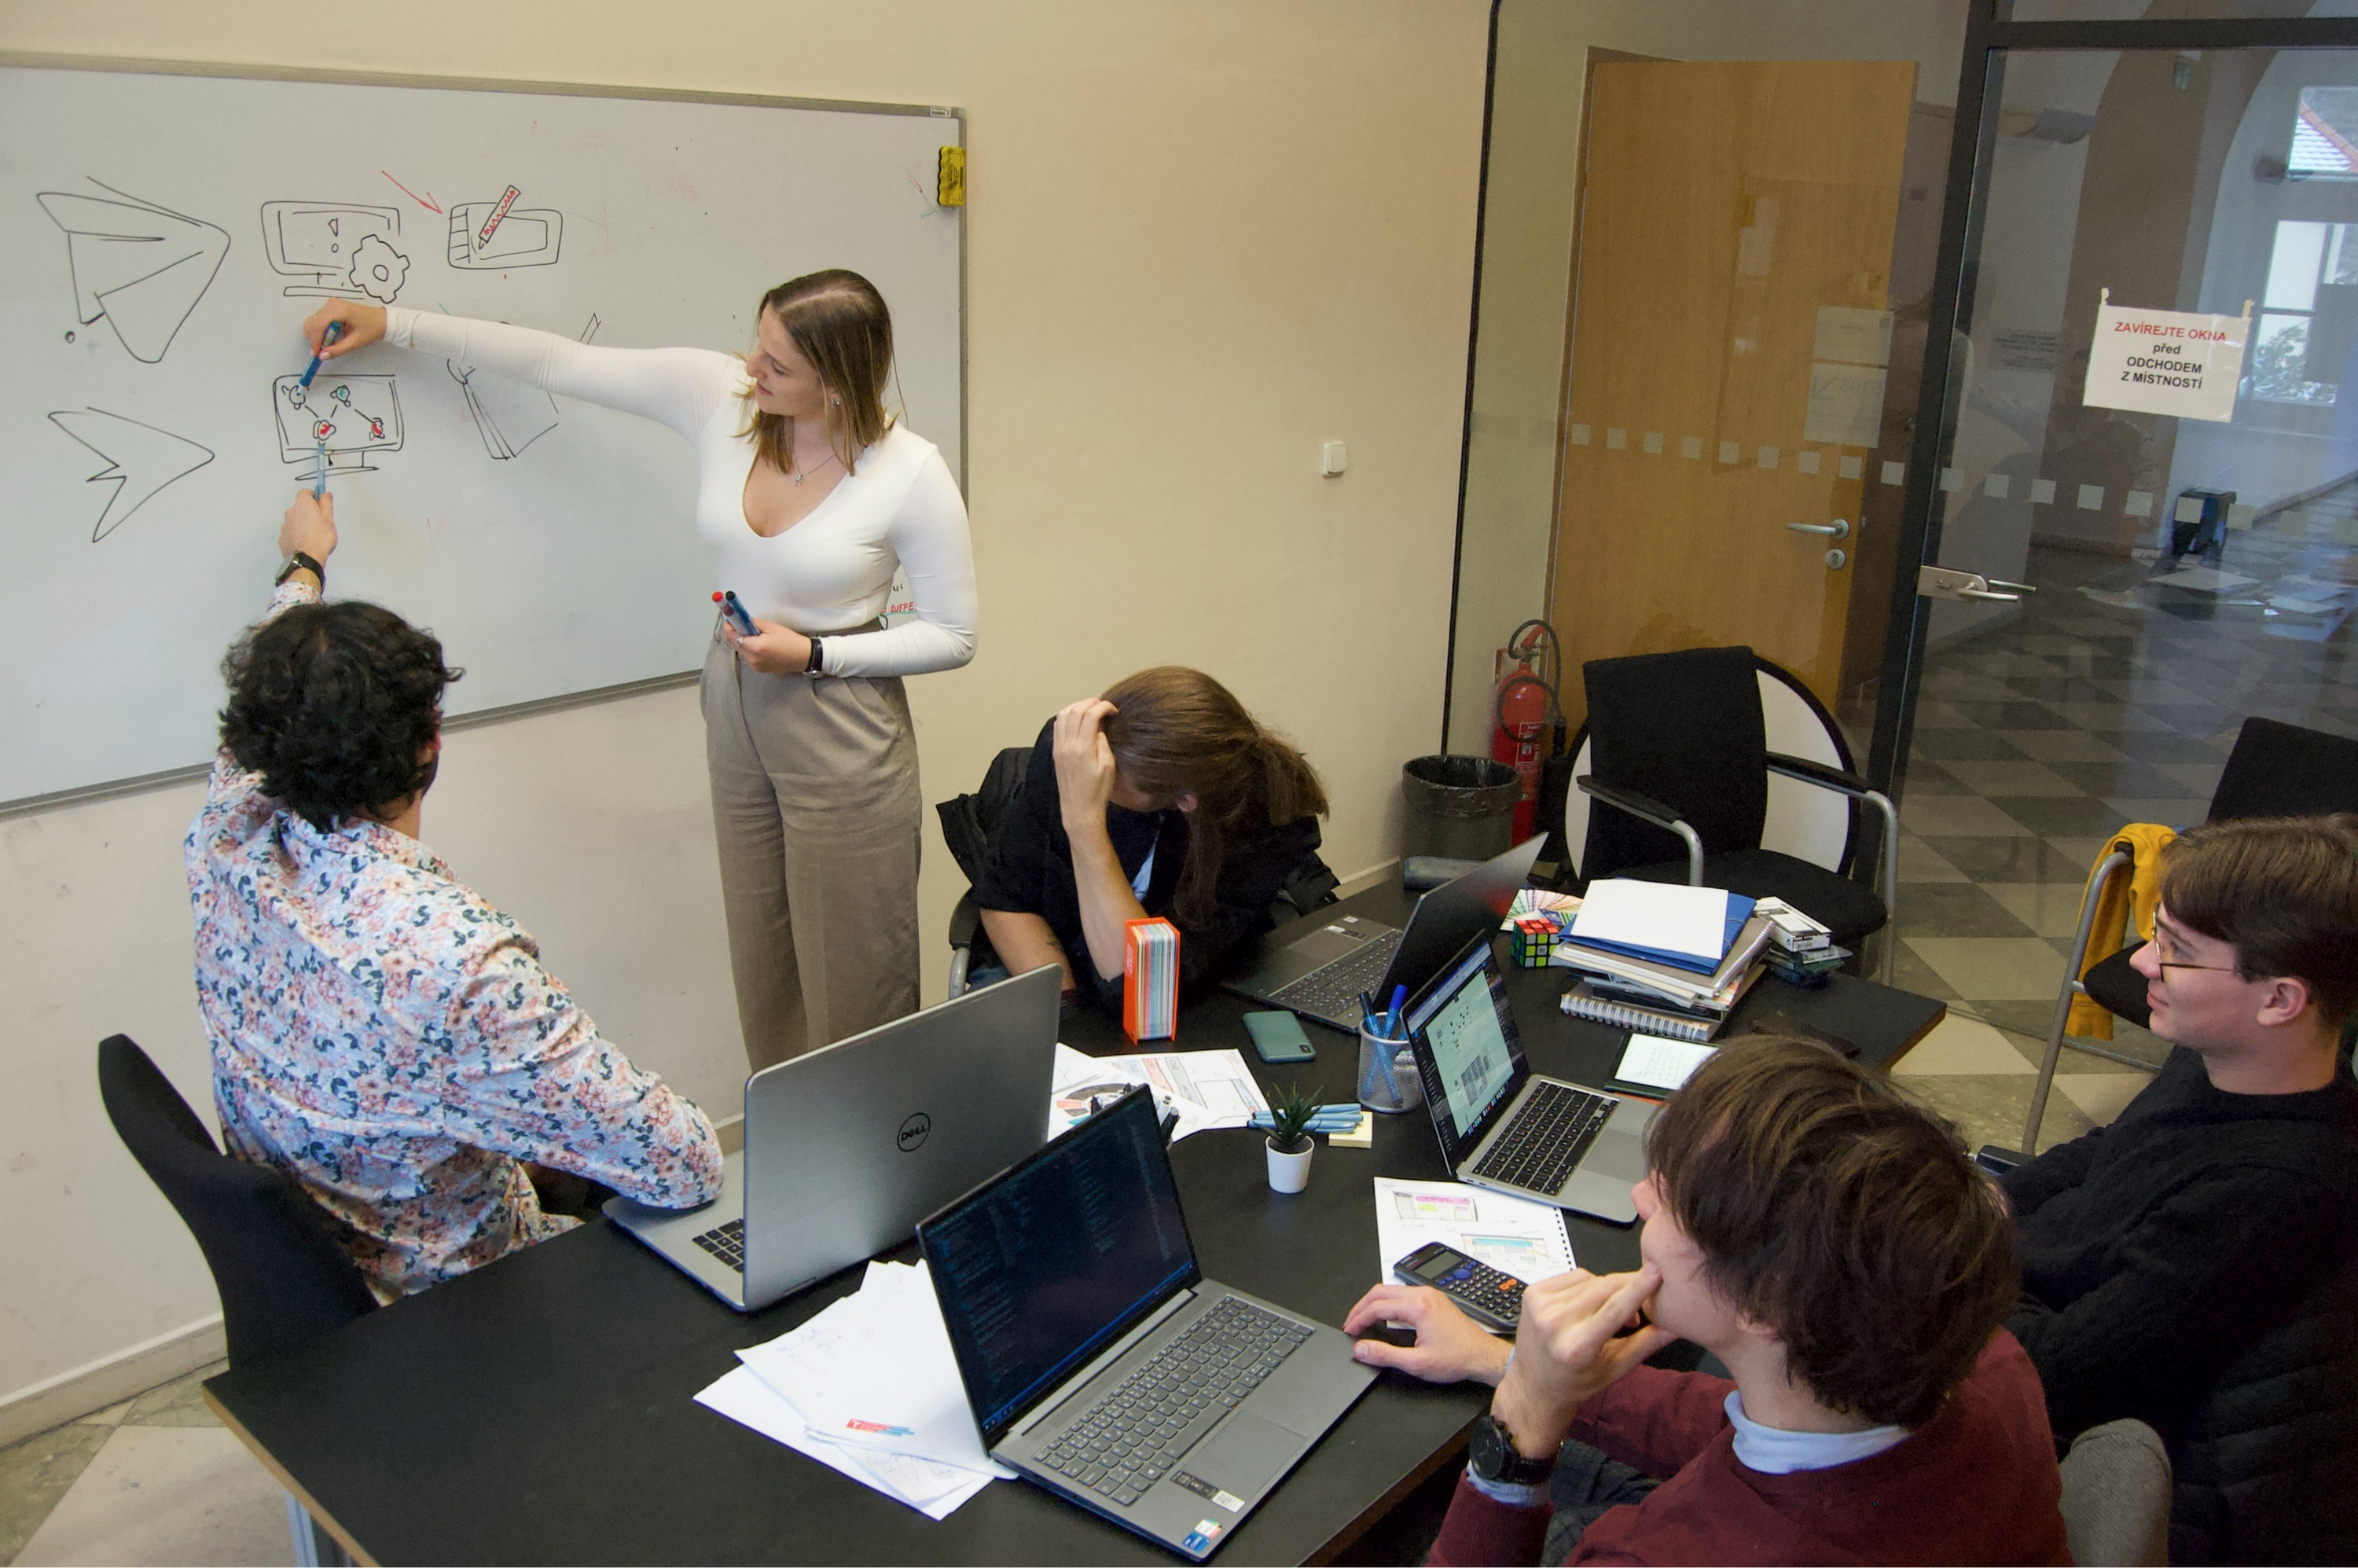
[382,308,977,678]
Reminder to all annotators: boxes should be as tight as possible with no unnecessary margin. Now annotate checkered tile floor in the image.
[1867,501,2358,1155]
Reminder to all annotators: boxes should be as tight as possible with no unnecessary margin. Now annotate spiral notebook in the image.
[1559,974,1761,1044]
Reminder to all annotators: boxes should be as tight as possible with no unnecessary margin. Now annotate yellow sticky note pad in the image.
[937,146,966,207]
[1328,1109,1373,1149]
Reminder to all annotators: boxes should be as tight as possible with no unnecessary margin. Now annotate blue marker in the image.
[1387,984,1409,1034]
[713,590,758,636]
[312,443,327,498]
[299,321,344,391]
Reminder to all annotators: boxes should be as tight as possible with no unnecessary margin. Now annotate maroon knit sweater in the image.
[1429,1332,2070,1566]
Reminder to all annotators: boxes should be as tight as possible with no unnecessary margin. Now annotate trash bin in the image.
[1400,755,1520,861]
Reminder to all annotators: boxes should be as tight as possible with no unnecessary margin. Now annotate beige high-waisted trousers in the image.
[700,625,921,1072]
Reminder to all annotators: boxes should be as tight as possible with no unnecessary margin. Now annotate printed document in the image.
[1047,1042,1271,1141]
[1372,1177,1574,1287]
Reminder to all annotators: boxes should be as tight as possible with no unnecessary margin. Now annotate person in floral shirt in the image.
[188,488,723,1300]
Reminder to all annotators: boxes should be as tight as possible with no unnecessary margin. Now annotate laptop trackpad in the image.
[1182,1412,1306,1495]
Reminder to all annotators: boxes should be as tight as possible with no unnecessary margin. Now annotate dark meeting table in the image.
[203,880,1945,1566]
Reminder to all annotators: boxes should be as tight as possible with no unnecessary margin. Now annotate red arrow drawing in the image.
[380,171,443,214]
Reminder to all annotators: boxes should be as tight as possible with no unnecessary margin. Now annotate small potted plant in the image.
[1265,1081,1320,1194]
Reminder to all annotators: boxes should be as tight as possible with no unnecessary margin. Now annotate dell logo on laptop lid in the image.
[898,1112,931,1151]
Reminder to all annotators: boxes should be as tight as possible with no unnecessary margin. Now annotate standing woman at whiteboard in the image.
[301,272,976,1070]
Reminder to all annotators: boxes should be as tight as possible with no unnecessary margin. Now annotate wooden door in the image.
[1551,61,1916,725]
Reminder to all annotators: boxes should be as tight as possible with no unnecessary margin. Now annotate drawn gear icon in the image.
[349,234,410,303]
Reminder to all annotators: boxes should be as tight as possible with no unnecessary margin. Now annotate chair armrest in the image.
[1576,774,1685,832]
[1765,751,1872,796]
[948,890,982,949]
[1575,776,1706,886]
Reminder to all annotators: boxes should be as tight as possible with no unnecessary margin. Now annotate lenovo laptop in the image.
[1403,931,1656,1224]
[1225,835,1544,1031]
[606,964,1061,1311]
[920,1087,1376,1562]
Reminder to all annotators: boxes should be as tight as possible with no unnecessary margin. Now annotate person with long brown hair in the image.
[973,667,1330,1012]
[299,271,975,1070]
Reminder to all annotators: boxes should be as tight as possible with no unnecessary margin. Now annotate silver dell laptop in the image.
[921,1086,1376,1562]
[606,964,1061,1311]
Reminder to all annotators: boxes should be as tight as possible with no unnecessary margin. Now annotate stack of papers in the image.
[695,1261,1009,1519]
[1372,1177,1574,1287]
[1553,879,1774,1031]
[1046,1043,1272,1141]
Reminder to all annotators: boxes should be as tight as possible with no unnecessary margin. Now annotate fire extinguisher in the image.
[1493,619,1563,844]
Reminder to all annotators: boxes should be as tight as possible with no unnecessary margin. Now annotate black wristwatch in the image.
[1468,1412,1556,1486]
[803,636,827,677]
[275,551,325,590]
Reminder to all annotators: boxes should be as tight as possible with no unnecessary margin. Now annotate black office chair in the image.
[97,1034,377,1364]
[935,746,1341,1000]
[1567,645,1898,981]
[938,744,1035,1000]
[2023,717,2358,1151]
[98,1034,375,1566]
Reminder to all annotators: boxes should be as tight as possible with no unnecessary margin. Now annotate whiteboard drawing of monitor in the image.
[260,201,410,303]
[273,374,403,472]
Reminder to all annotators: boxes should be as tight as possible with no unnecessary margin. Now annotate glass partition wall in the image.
[1445,2,2358,1148]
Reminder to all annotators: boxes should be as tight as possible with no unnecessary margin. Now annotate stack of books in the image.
[1551,880,1774,1044]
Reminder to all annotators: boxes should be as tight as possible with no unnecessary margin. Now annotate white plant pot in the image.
[1266,1137,1313,1194]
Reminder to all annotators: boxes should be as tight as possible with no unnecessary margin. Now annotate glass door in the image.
[1875,9,2358,1144]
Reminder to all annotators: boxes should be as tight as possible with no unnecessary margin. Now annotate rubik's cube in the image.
[1508,915,1565,968]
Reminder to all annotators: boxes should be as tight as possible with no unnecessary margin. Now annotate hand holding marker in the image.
[713,590,758,636]
[302,322,343,498]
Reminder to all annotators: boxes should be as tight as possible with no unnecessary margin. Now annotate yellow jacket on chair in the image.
[2065,822,2179,1039]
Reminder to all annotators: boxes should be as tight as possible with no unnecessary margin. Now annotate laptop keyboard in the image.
[1471,1081,1617,1195]
[1268,930,1401,1020]
[1033,1296,1313,1507]
[690,1217,745,1272]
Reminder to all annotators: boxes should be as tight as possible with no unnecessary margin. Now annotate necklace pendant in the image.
[792,470,805,486]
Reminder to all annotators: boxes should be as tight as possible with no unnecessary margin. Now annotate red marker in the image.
[477,185,521,250]
[714,591,757,636]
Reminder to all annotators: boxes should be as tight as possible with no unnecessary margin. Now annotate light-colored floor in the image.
[0,1364,292,1568]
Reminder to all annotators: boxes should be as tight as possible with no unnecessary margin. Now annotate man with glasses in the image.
[2000,814,2357,1552]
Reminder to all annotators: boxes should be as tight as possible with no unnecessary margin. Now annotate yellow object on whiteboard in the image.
[937,146,965,207]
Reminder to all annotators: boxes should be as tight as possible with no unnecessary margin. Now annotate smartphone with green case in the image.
[1243,1009,1317,1063]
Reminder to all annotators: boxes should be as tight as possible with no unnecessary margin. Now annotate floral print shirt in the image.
[188,580,723,1300]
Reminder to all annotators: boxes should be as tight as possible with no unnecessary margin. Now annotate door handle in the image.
[1787,519,1851,539]
[1917,564,2038,603]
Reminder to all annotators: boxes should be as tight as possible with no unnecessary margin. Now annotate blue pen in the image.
[312,442,327,498]
[299,321,344,391]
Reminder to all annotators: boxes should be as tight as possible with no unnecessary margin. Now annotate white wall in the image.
[0,0,1489,1433]
[1447,0,1970,751]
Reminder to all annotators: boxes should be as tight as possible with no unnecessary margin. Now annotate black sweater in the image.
[971,721,1321,1015]
[2002,1045,2358,1445]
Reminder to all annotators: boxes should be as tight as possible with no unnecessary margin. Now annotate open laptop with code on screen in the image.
[920,1086,1375,1560]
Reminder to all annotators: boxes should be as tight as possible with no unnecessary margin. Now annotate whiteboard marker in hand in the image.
[713,591,758,636]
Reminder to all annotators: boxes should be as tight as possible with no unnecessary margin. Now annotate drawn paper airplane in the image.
[49,409,216,542]
[38,182,230,364]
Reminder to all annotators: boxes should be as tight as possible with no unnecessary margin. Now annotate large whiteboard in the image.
[0,58,963,807]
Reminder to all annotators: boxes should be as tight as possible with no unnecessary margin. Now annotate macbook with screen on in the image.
[1403,931,1655,1224]
[920,1086,1375,1561]
[605,964,1061,1311]
[1225,835,1544,1031]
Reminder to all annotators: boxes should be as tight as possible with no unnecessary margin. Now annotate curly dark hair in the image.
[219,601,461,829]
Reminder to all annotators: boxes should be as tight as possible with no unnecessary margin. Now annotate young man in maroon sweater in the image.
[1345,1037,2068,1566]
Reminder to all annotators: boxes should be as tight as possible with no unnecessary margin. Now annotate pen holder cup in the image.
[1357,1020,1423,1114]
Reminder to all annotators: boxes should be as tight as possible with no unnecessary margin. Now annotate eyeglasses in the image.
[2149,933,2240,979]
